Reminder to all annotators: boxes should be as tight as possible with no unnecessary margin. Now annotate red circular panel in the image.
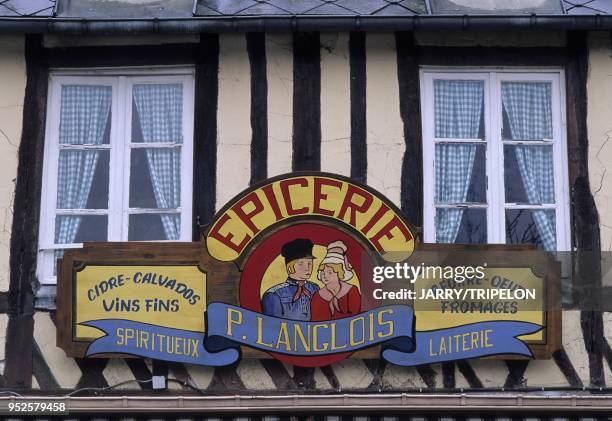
[239,223,376,367]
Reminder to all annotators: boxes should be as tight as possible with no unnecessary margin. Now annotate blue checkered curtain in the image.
[501,82,552,141]
[434,80,483,243]
[133,84,182,240]
[435,144,478,243]
[55,85,112,245]
[434,80,484,139]
[502,82,556,251]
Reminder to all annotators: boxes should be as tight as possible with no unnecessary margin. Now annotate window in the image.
[421,70,569,251]
[37,69,195,284]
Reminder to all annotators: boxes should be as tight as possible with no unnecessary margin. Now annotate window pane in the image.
[54,215,107,244]
[501,81,553,141]
[129,147,181,209]
[435,208,487,244]
[59,85,112,145]
[504,145,554,204]
[57,149,110,209]
[128,213,180,241]
[435,143,486,204]
[434,80,484,139]
[132,84,183,144]
[506,209,556,251]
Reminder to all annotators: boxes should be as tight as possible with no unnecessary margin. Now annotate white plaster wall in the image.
[365,33,404,207]
[0,36,25,293]
[216,34,252,210]
[320,32,351,177]
[266,34,293,177]
[587,32,612,286]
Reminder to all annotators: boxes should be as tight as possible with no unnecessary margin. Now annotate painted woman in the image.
[310,240,361,321]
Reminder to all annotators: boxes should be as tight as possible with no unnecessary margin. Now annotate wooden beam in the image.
[396,31,423,229]
[247,32,269,186]
[0,292,10,314]
[504,360,530,388]
[5,34,48,389]
[193,33,219,237]
[553,347,584,387]
[349,31,367,183]
[418,46,568,67]
[292,32,321,171]
[566,30,605,387]
[41,43,199,68]
[456,360,484,389]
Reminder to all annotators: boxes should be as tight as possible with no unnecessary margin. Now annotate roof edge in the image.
[0,15,611,34]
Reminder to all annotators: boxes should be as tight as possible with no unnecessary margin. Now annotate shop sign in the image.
[57,173,560,367]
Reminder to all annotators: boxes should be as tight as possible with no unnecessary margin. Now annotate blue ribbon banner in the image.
[83,303,542,366]
[82,319,240,366]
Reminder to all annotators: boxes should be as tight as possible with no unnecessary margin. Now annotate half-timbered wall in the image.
[0,36,24,293]
[0,30,609,392]
[0,34,25,387]
[588,32,612,286]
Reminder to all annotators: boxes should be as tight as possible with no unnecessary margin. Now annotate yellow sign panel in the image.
[206,175,415,263]
[414,267,545,341]
[74,265,206,340]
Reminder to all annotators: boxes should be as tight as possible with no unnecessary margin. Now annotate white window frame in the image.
[37,67,195,284]
[420,68,570,251]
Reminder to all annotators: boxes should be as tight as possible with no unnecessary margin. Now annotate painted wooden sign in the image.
[74,265,206,342]
[56,172,560,367]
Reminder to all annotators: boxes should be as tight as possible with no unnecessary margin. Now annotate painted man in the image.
[261,238,319,321]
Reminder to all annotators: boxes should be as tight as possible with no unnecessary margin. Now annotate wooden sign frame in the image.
[56,172,561,363]
[56,242,561,361]
[56,242,239,358]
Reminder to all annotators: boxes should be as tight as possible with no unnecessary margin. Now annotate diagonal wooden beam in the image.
[456,360,484,389]
[260,359,297,390]
[553,346,584,387]
[32,340,59,390]
[208,364,246,392]
[319,365,341,390]
[415,364,437,388]
[504,359,530,388]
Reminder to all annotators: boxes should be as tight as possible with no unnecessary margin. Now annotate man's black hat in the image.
[281,238,315,264]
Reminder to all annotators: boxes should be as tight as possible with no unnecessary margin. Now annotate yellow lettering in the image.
[140,331,149,350]
[484,329,493,348]
[256,317,274,348]
[429,338,437,356]
[313,324,329,352]
[227,308,243,336]
[190,339,200,357]
[330,323,346,351]
[116,328,125,346]
[175,337,183,355]
[276,322,291,351]
[471,331,479,350]
[293,324,311,352]
[439,336,447,354]
[377,309,394,338]
[349,316,365,347]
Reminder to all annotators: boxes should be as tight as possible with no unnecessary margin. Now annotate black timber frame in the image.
[7,35,218,389]
[394,31,601,387]
[6,30,603,391]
